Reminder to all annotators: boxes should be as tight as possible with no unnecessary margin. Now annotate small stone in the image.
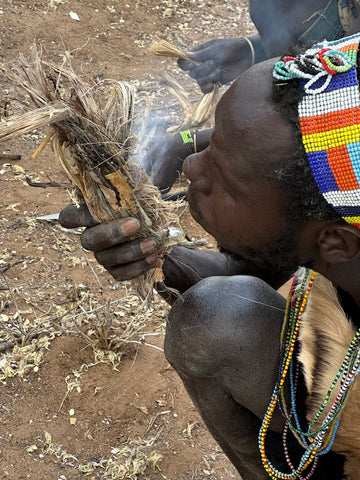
[163,7,173,17]
[69,11,80,21]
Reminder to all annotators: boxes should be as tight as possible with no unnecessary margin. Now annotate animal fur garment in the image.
[298,273,360,479]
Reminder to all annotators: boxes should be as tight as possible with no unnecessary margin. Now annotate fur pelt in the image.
[298,273,360,479]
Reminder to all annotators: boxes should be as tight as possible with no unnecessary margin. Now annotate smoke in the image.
[132,111,169,176]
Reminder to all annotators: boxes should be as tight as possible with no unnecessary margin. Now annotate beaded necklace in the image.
[258,269,316,479]
[259,269,360,479]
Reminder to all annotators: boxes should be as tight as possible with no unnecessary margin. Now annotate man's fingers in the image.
[201,83,215,94]
[80,218,140,251]
[94,238,158,267]
[106,255,160,282]
[197,68,223,91]
[188,59,216,80]
[59,207,159,283]
[59,204,97,229]
[177,58,194,71]
[186,39,217,60]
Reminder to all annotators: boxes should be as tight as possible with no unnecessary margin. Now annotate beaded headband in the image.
[273,34,360,229]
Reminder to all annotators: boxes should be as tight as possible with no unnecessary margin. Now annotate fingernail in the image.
[146,253,159,265]
[121,218,139,236]
[141,238,156,254]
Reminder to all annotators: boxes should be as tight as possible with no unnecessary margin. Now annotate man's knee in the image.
[164,275,284,377]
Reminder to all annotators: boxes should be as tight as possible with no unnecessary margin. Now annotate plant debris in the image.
[0,45,188,303]
[149,40,220,126]
[38,431,163,478]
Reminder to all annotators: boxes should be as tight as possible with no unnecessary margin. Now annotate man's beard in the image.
[220,227,312,275]
[187,186,314,274]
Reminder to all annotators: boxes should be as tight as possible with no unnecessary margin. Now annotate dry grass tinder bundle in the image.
[149,40,219,127]
[0,46,186,302]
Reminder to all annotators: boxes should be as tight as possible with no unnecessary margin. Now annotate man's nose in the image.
[183,151,212,194]
[183,151,206,181]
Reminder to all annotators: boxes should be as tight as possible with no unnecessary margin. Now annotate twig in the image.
[84,255,104,291]
[70,296,135,320]
[144,411,170,435]
[122,339,164,352]
[0,340,16,353]
[25,176,69,188]
[0,264,11,274]
[0,154,21,161]
[24,300,51,315]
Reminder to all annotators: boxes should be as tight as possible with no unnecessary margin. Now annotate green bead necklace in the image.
[258,269,360,479]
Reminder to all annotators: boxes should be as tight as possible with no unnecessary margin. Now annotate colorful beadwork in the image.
[258,270,317,479]
[273,33,360,229]
[259,268,360,479]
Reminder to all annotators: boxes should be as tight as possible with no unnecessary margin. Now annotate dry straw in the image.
[148,39,189,61]
[149,40,219,126]
[0,46,186,303]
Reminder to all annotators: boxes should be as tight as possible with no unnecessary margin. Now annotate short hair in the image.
[271,48,342,227]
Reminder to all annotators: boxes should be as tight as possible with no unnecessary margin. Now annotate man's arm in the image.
[162,246,290,301]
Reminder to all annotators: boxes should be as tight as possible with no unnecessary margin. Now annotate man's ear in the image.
[317,221,360,264]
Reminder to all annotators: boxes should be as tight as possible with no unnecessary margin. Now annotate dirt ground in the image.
[0,1,256,479]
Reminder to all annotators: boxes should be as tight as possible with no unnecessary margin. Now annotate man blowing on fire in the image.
[60,34,360,479]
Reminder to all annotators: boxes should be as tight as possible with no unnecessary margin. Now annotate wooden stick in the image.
[32,131,55,159]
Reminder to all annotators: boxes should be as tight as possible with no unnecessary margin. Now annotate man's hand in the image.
[178,38,255,93]
[143,129,212,194]
[143,133,192,193]
[59,205,161,281]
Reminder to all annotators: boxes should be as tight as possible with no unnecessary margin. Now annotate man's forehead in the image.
[221,59,283,126]
[230,59,275,105]
[216,59,296,173]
